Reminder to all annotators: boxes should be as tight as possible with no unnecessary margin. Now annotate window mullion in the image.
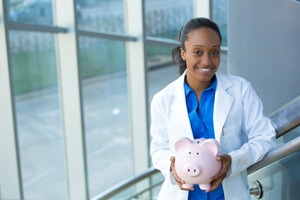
[0,1,23,199]
[193,0,210,18]
[125,0,149,174]
[54,0,88,199]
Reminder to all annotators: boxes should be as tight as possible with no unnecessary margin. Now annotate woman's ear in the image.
[180,48,186,61]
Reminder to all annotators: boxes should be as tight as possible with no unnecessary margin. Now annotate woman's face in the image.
[181,27,221,88]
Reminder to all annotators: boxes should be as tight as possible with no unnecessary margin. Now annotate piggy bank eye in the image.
[196,153,199,155]
[189,152,191,154]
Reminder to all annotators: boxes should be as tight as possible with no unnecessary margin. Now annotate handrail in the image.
[269,95,300,138]
[248,135,300,174]
[90,167,160,200]
[124,181,163,200]
[248,95,300,173]
[92,95,300,200]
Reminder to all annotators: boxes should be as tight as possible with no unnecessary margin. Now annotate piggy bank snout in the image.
[184,165,201,177]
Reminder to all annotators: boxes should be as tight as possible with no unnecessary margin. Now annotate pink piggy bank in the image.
[174,137,221,190]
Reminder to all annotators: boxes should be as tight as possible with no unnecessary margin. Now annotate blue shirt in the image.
[184,76,224,200]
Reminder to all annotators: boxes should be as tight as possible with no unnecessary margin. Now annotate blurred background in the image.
[0,0,299,199]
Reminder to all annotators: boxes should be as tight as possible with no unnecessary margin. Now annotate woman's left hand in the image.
[206,154,231,192]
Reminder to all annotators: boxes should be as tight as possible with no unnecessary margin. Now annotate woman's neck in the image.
[186,76,213,94]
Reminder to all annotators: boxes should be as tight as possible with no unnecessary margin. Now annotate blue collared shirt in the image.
[184,76,224,200]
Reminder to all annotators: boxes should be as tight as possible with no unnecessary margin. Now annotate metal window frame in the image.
[0,1,23,199]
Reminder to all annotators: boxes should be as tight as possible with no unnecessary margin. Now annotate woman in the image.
[150,18,276,200]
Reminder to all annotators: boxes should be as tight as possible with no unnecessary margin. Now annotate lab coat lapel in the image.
[214,73,234,142]
[169,73,194,140]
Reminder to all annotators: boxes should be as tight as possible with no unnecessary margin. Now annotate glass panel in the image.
[145,0,193,39]
[78,37,133,197]
[8,0,54,25]
[145,0,193,122]
[9,30,68,199]
[103,171,164,200]
[146,44,179,103]
[248,151,300,199]
[248,126,300,200]
[77,0,124,33]
[211,0,228,46]
[277,126,300,147]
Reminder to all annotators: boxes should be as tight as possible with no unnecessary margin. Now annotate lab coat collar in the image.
[169,70,234,142]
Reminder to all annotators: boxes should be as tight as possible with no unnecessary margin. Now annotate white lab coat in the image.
[150,71,276,200]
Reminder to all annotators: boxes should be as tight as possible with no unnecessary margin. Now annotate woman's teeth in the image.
[196,67,211,72]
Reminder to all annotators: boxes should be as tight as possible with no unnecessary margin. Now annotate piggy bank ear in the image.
[201,139,219,156]
[175,137,192,151]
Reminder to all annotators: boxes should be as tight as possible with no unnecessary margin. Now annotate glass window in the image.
[9,30,68,199]
[145,0,193,101]
[146,44,179,102]
[211,0,228,47]
[145,0,193,40]
[77,0,124,33]
[78,37,133,197]
[8,0,54,25]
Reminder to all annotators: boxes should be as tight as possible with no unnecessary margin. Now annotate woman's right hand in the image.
[170,156,194,191]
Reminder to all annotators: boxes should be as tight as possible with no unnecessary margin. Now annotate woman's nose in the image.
[201,53,212,67]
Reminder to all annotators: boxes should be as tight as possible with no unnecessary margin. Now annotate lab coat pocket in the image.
[221,121,243,151]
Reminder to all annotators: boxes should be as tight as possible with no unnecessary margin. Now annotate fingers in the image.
[169,157,182,183]
[207,179,222,192]
[207,171,223,192]
[180,184,195,191]
[207,154,232,192]
[220,154,232,175]
[169,156,194,191]
[170,156,175,164]
[169,156,176,174]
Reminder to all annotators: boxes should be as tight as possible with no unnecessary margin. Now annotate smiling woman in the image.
[179,28,221,94]
[150,17,276,200]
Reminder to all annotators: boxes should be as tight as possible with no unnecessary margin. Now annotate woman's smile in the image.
[195,66,214,72]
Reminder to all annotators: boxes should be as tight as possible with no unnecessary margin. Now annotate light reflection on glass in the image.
[8,0,54,25]
[9,30,68,199]
[78,37,133,197]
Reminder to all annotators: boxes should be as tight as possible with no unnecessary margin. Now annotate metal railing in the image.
[91,167,160,200]
[248,95,300,173]
[269,95,300,138]
[92,95,300,200]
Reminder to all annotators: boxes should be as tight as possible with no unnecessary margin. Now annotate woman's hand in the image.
[206,154,232,192]
[170,156,194,191]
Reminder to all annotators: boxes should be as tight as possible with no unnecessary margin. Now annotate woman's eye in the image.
[194,50,202,55]
[211,51,220,56]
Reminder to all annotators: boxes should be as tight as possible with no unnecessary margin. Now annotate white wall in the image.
[228,0,300,114]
